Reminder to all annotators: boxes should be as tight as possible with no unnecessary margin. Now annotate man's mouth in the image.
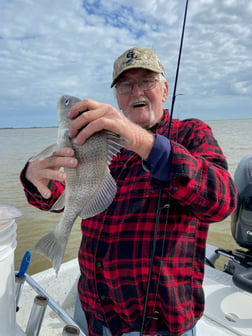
[132,102,147,108]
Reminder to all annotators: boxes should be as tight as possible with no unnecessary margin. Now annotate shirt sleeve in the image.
[142,134,172,182]
[20,162,65,213]
[166,119,237,223]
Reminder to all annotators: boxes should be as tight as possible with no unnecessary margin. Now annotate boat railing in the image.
[16,271,86,336]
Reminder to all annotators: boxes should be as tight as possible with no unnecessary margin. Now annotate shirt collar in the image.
[148,109,170,134]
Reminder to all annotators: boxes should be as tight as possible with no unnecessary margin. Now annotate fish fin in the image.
[29,144,58,162]
[80,171,117,219]
[34,230,67,274]
[106,132,125,164]
[50,192,66,211]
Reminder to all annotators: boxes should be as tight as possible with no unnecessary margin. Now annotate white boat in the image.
[14,155,252,335]
[14,246,252,336]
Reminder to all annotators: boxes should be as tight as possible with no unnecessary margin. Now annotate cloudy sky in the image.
[0,0,251,128]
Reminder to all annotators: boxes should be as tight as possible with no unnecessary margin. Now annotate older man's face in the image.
[115,68,168,129]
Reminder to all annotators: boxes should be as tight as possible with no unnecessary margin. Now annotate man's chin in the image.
[132,117,155,129]
[127,110,151,124]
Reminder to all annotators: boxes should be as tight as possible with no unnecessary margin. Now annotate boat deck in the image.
[16,258,252,336]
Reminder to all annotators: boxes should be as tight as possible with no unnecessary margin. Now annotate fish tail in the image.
[34,230,67,275]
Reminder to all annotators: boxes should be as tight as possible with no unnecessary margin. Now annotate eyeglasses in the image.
[115,77,160,95]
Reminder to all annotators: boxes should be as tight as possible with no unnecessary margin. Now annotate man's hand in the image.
[68,98,154,160]
[26,147,78,198]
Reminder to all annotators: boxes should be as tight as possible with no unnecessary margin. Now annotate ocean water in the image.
[0,119,252,274]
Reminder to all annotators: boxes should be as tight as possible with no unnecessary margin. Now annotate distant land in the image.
[0,126,57,130]
[1,118,252,130]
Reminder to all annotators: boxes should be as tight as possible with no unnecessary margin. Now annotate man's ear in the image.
[162,82,169,103]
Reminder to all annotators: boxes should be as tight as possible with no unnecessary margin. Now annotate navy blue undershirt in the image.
[142,134,171,183]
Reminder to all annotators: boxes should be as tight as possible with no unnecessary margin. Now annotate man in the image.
[20,47,237,336]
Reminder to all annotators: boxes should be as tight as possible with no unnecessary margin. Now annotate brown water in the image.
[0,120,251,274]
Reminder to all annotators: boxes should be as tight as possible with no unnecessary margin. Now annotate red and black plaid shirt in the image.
[21,111,237,336]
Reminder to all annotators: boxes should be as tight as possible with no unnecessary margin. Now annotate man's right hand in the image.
[26,147,78,199]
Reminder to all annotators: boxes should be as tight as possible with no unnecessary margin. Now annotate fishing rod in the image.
[140,1,190,334]
[167,0,189,138]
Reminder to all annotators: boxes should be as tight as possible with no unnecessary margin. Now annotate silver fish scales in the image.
[32,95,123,274]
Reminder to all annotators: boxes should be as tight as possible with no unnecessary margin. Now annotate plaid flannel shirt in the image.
[20,110,237,336]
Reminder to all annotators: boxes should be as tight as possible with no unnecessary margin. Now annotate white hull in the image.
[199,265,252,336]
[16,247,252,335]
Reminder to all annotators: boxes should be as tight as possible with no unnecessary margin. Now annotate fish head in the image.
[57,95,81,128]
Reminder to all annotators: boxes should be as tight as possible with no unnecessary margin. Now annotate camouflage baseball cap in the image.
[111,47,165,87]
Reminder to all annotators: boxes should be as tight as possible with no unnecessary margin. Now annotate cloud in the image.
[0,0,251,127]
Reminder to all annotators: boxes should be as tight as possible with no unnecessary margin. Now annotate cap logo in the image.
[126,50,138,64]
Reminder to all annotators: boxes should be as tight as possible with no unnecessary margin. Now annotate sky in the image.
[0,0,251,128]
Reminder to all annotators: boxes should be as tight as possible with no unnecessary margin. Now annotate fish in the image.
[32,95,124,274]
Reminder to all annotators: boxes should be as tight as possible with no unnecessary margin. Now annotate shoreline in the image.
[0,126,57,130]
[1,118,252,130]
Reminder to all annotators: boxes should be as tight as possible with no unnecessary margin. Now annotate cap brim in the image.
[111,65,163,88]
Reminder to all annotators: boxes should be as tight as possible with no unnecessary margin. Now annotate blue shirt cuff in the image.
[142,134,171,183]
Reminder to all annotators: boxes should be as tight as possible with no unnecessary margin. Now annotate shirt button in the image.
[96,261,102,267]
[101,295,105,301]
[172,187,178,192]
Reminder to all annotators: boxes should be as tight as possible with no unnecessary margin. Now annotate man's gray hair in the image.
[158,73,167,83]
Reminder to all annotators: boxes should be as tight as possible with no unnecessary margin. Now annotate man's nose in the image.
[131,82,144,95]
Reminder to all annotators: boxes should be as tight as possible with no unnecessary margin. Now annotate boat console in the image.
[210,156,252,293]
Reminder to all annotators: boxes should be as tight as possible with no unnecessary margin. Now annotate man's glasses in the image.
[115,77,160,95]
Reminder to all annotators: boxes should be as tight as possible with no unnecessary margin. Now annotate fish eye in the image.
[64,98,71,106]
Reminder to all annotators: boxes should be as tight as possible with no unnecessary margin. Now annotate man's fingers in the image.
[68,101,106,138]
[68,111,91,138]
[72,117,112,145]
[37,183,52,199]
[68,98,101,119]
[31,169,67,198]
[26,156,76,193]
[69,109,102,138]
[42,155,78,170]
[52,147,75,157]
[39,168,67,182]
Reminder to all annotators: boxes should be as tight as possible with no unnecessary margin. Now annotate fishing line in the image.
[140,0,189,334]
